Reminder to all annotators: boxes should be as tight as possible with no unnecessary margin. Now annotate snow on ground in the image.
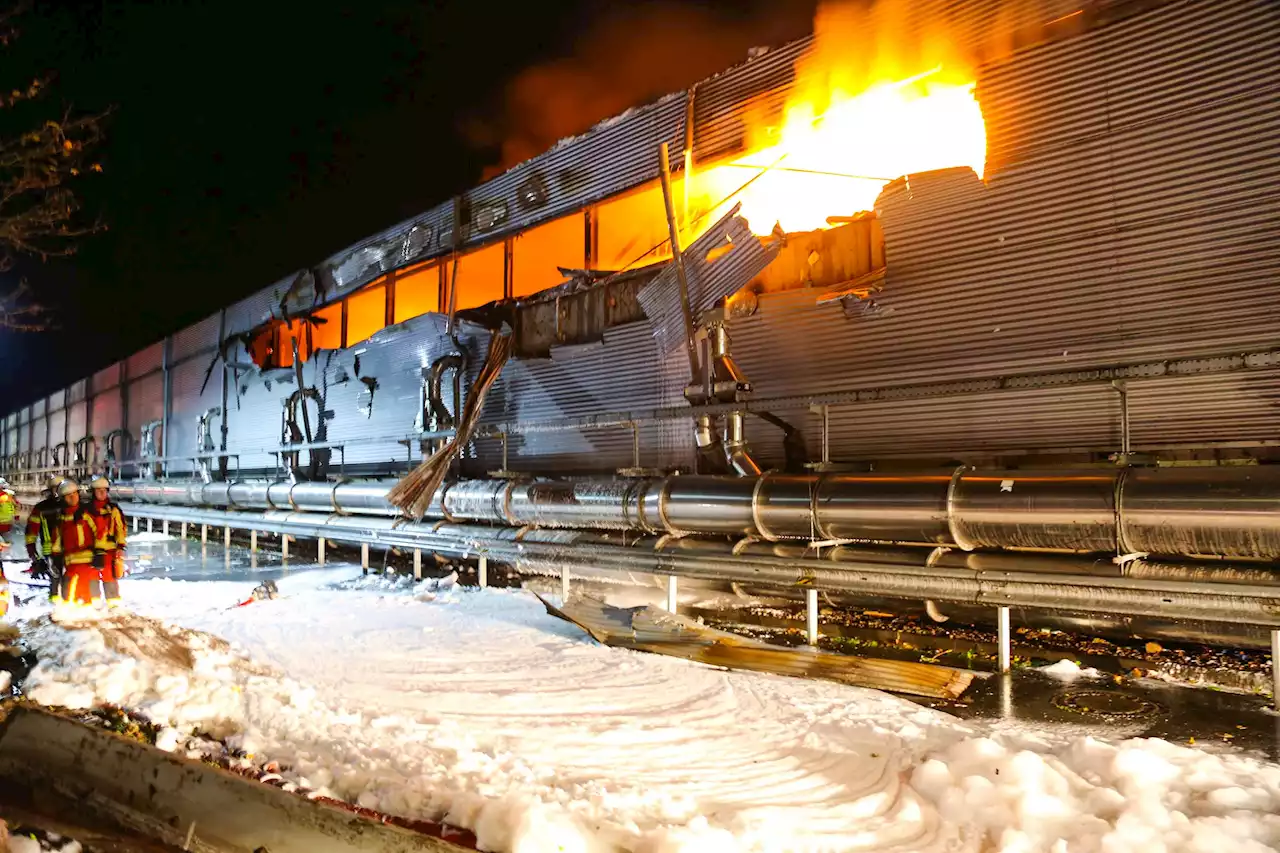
[1038,659,1104,681]
[11,570,1280,853]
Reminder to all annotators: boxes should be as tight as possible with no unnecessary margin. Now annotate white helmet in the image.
[90,475,109,490]
[57,479,80,498]
[46,474,65,494]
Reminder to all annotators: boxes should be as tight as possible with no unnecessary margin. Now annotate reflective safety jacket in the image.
[50,507,105,567]
[87,498,128,554]
[0,492,15,526]
[25,496,62,557]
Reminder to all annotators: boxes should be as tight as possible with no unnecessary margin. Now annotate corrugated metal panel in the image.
[21,418,39,454]
[47,408,66,454]
[476,320,692,474]
[67,399,87,444]
[45,391,63,415]
[168,356,223,473]
[90,389,124,439]
[67,379,87,404]
[722,0,1280,462]
[92,362,121,394]
[225,379,285,474]
[126,374,164,437]
[24,400,38,421]
[1128,371,1280,449]
[171,312,221,361]
[127,342,164,378]
[225,282,284,336]
[819,384,1120,459]
[322,314,465,469]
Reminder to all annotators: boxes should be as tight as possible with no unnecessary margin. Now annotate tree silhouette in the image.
[0,4,106,330]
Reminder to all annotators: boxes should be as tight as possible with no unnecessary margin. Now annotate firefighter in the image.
[25,475,67,600]
[0,479,16,539]
[50,478,105,606]
[86,475,127,607]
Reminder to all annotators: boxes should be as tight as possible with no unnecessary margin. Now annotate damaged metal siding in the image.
[725,0,1280,462]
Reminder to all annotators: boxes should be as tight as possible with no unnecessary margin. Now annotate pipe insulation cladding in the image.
[107,465,1280,561]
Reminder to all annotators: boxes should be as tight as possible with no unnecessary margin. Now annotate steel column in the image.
[997,606,1012,674]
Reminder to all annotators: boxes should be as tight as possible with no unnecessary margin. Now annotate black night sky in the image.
[0,0,813,409]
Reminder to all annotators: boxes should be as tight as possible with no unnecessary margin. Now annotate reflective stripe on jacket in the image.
[25,497,61,551]
[51,508,105,566]
[88,500,128,553]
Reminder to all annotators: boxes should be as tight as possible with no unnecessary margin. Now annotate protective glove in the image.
[28,558,49,580]
[114,553,126,579]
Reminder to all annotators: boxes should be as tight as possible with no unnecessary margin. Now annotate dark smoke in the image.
[466,1,816,178]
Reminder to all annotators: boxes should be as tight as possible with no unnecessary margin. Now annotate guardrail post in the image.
[997,606,1012,674]
[282,534,289,560]
[1272,629,1280,711]
[223,526,231,549]
[162,519,169,536]
[180,521,187,539]
[360,542,369,574]
[665,575,678,612]
[250,530,258,552]
[413,549,422,580]
[806,588,819,645]
[147,518,153,533]
[201,524,208,545]
[132,516,138,533]
[478,554,488,588]
[318,538,326,565]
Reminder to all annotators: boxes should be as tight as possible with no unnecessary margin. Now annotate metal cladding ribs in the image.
[113,464,1280,561]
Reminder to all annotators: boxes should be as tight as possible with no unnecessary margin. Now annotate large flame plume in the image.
[692,0,992,236]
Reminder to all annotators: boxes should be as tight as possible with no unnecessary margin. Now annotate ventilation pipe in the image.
[723,411,762,477]
[139,420,163,479]
[688,320,761,476]
[101,429,131,479]
[50,442,68,471]
[282,388,326,481]
[73,436,97,478]
[426,353,465,431]
[195,407,222,483]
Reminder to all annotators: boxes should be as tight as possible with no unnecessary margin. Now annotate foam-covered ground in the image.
[10,569,1280,853]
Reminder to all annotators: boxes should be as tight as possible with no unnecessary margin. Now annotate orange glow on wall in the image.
[394,261,441,324]
[311,302,344,351]
[512,214,584,297]
[346,283,387,346]
[597,181,673,272]
[445,243,506,311]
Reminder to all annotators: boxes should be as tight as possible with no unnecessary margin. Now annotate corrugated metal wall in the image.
[723,0,1280,462]
[2,0,1275,479]
[168,354,221,474]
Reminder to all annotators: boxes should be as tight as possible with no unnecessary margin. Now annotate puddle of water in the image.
[125,532,360,584]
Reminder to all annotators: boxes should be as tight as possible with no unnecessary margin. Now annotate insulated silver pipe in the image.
[103,464,1280,561]
[115,501,1280,633]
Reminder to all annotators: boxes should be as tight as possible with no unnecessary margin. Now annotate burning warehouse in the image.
[3,0,1280,652]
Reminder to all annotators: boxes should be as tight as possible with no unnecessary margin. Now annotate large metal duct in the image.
[112,501,1280,640]
[106,464,1280,561]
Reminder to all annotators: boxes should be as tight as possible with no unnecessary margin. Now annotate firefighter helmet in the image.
[45,474,65,493]
[57,478,80,497]
[90,475,109,490]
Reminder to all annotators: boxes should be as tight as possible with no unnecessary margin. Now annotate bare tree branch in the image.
[0,2,107,329]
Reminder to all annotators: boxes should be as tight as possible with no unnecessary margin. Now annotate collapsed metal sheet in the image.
[637,205,780,359]
[536,592,975,700]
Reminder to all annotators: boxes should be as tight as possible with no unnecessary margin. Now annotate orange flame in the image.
[692,0,989,236]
